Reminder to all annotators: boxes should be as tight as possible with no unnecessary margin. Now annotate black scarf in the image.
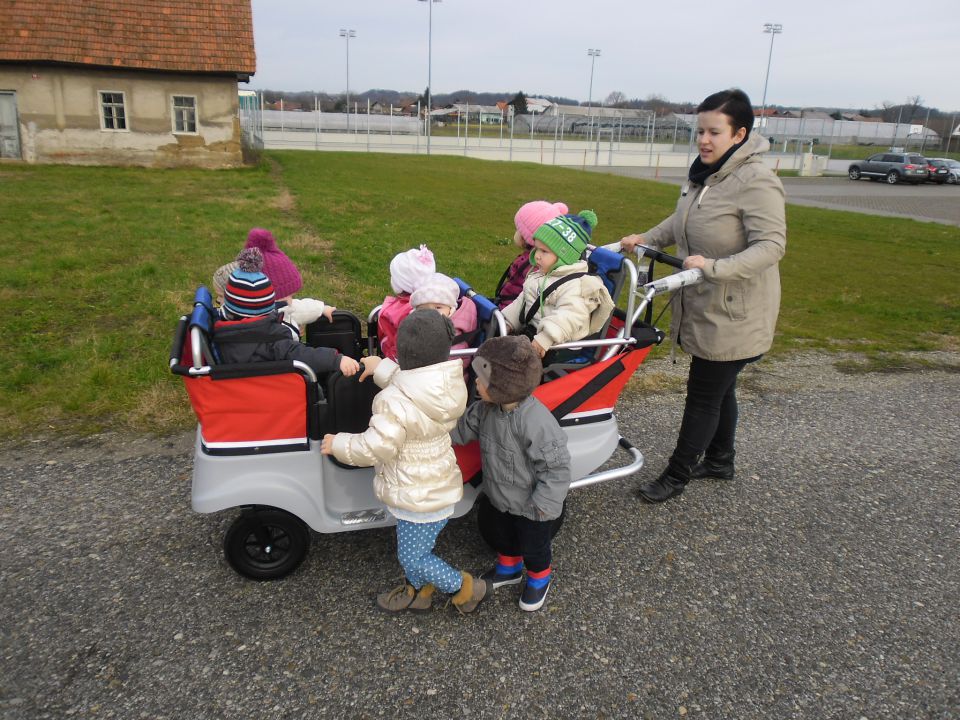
[687,139,745,185]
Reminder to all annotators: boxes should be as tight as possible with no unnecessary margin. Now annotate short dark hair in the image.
[697,88,754,138]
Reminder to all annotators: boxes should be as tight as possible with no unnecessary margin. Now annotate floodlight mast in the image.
[759,23,782,131]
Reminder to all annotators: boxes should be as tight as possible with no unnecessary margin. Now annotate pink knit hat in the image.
[514,201,570,246]
[244,228,302,299]
[389,244,436,294]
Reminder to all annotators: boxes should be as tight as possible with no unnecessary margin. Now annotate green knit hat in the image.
[532,210,598,267]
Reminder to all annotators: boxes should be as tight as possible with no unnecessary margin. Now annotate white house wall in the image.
[0,65,243,168]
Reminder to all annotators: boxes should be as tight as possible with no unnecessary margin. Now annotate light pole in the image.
[418,0,441,155]
[339,29,355,131]
[587,48,601,142]
[759,23,782,132]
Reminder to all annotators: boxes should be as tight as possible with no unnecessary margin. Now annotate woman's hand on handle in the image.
[683,255,706,271]
[619,234,645,252]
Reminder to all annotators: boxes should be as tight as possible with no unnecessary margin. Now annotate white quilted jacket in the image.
[329,358,467,514]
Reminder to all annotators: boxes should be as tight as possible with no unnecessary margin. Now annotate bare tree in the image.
[605,91,628,108]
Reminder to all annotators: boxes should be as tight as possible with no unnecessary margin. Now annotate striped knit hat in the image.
[223,248,276,318]
[532,210,598,267]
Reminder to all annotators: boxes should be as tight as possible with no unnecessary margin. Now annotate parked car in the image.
[928,158,960,185]
[925,158,951,184]
[847,152,929,184]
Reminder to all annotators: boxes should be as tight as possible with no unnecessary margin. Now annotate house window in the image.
[100,91,127,130]
[172,95,197,134]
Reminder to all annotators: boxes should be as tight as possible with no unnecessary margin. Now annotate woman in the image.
[620,88,786,503]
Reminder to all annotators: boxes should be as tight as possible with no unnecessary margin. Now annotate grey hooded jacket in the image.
[643,132,786,361]
[450,396,571,521]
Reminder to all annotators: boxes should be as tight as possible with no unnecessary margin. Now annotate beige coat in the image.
[329,358,467,514]
[501,261,615,351]
[643,133,786,361]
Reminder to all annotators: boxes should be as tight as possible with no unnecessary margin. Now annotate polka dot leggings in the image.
[395,519,463,594]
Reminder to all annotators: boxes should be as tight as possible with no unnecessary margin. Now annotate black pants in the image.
[476,495,555,574]
[667,354,760,478]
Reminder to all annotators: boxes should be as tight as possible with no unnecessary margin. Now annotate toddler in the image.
[410,272,478,367]
[244,228,335,333]
[377,245,436,360]
[495,200,569,309]
[450,336,571,611]
[322,309,489,614]
[213,248,359,377]
[500,211,615,359]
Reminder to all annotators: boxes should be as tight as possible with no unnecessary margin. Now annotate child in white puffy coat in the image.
[321,309,489,614]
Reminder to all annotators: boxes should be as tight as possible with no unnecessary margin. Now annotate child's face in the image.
[417,302,453,317]
[513,229,526,249]
[476,379,492,403]
[532,240,558,274]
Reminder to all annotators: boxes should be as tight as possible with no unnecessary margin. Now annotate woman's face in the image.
[696,110,747,165]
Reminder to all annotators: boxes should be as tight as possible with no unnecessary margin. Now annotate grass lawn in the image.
[1,152,958,437]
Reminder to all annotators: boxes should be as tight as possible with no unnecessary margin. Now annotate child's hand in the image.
[340,356,360,376]
[359,355,381,382]
[320,434,336,454]
[530,339,546,359]
[322,305,336,322]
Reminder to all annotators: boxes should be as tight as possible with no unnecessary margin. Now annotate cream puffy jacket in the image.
[500,261,615,351]
[329,358,467,514]
[643,133,786,361]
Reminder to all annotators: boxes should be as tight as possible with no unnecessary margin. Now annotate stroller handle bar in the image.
[644,268,704,295]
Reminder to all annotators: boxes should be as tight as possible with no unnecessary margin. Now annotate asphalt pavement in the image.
[2,352,958,719]
[585,166,960,227]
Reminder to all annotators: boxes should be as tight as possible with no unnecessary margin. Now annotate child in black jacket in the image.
[213,248,359,377]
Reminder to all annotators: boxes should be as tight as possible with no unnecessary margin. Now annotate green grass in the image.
[0,152,958,437]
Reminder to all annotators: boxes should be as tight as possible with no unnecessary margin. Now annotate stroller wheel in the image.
[224,508,311,580]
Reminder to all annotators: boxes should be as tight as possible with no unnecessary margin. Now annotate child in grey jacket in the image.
[450,336,571,611]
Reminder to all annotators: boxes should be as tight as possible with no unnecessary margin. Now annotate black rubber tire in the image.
[848,167,861,180]
[947,175,957,185]
[885,171,900,185]
[224,508,311,580]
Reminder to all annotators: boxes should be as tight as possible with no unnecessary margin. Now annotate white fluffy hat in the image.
[389,245,436,294]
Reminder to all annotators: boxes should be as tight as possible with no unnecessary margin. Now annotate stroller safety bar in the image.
[569,437,644,490]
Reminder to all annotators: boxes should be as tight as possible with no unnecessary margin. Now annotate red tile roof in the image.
[0,0,256,76]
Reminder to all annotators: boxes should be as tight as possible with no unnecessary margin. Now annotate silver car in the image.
[848,152,929,185]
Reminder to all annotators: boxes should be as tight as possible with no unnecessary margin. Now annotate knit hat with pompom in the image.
[532,209,598,267]
[514,200,570,247]
[244,228,302,299]
[389,244,436,294]
[223,248,276,318]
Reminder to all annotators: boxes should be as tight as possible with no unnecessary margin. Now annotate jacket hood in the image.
[709,132,770,184]
[390,359,468,424]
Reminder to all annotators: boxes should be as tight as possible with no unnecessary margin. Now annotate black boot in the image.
[637,467,688,503]
[690,450,735,480]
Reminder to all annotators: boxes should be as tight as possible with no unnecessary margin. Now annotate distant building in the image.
[0,0,256,167]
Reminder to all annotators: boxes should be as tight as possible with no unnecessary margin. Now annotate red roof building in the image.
[0,0,257,167]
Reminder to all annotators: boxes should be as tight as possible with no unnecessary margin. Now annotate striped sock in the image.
[496,554,523,576]
[526,566,552,589]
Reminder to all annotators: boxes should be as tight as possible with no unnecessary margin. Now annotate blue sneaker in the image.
[519,575,552,611]
[480,565,523,589]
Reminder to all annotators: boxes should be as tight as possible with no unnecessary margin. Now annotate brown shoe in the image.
[409,583,436,612]
[376,583,416,612]
[450,572,489,614]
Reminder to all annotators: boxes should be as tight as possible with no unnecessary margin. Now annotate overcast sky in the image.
[247,0,959,113]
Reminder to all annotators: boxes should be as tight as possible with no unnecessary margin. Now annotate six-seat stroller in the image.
[169,244,701,579]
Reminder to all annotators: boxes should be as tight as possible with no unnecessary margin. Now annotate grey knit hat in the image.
[471,336,542,404]
[396,308,455,370]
